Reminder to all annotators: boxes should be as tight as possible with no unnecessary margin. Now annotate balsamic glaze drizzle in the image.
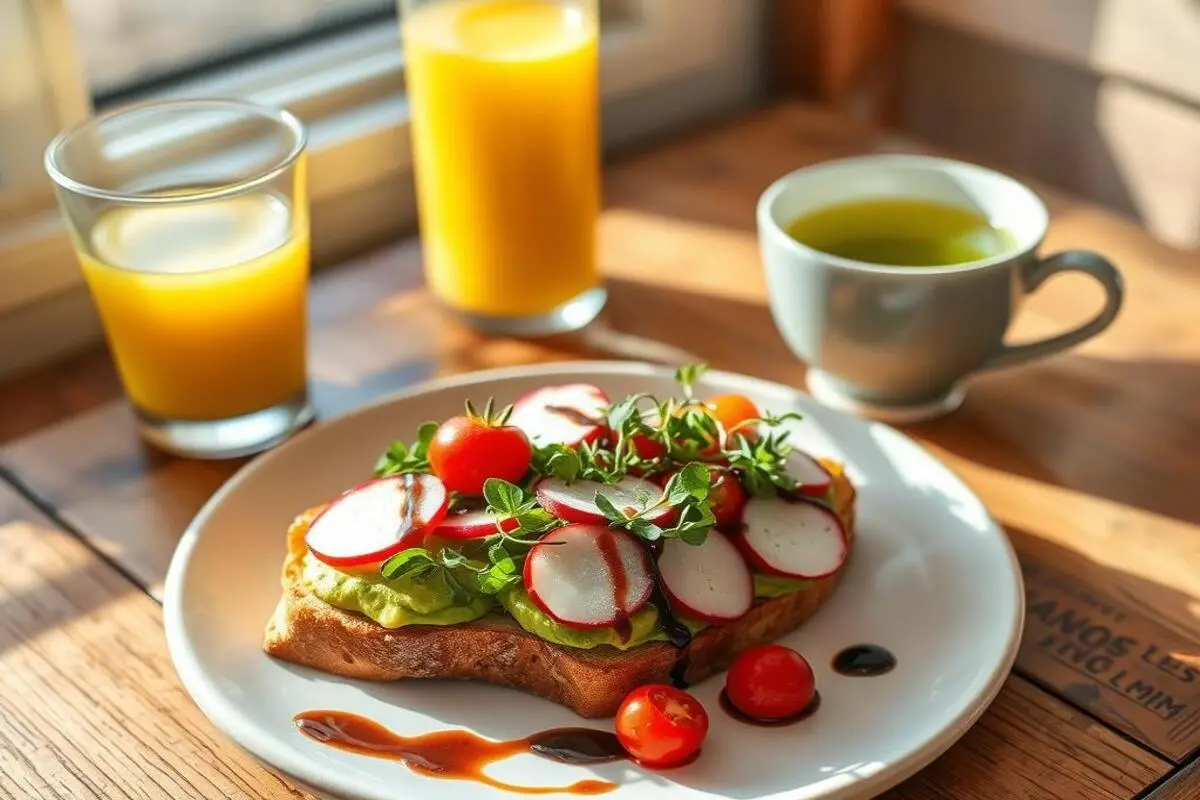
[831,644,897,677]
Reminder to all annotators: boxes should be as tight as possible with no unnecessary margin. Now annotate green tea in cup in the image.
[784,197,1015,267]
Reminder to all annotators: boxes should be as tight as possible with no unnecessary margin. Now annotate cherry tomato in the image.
[655,466,747,528]
[632,432,667,461]
[709,469,748,528]
[725,645,816,720]
[615,684,709,768]
[704,394,760,437]
[428,415,532,495]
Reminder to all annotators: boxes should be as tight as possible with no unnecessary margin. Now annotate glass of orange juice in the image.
[44,100,312,459]
[400,0,605,334]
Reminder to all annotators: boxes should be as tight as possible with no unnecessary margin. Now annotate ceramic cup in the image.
[757,154,1124,422]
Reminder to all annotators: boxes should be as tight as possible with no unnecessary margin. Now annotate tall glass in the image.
[400,0,605,335]
[45,100,313,459]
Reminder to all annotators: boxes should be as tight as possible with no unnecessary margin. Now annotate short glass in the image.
[400,0,606,335]
[45,99,313,459]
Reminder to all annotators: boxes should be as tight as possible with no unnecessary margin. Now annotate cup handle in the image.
[982,250,1124,370]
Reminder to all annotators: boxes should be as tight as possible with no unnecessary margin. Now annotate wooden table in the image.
[2,103,1198,800]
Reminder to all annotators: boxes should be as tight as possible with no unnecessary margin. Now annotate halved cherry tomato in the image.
[709,469,748,528]
[615,684,709,768]
[704,394,760,437]
[725,644,816,720]
[429,412,532,495]
[655,466,748,528]
[631,432,667,461]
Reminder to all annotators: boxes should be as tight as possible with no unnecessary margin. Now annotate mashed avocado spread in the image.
[303,555,492,628]
[754,573,815,598]
[304,551,823,640]
[303,480,844,640]
[500,587,696,649]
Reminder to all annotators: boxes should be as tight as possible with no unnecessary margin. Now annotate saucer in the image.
[806,369,967,424]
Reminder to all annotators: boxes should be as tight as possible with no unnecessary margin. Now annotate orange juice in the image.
[403,0,599,317]
[77,190,309,421]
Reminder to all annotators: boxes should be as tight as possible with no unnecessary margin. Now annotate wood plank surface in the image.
[0,483,307,800]
[1146,758,1200,800]
[885,676,1163,800]
[2,103,1200,791]
[0,481,1173,799]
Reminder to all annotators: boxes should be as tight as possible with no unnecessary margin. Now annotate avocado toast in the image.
[263,367,856,718]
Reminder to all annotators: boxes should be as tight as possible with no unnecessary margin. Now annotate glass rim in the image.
[43,98,307,206]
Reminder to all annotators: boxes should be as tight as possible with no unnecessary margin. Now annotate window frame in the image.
[0,0,762,377]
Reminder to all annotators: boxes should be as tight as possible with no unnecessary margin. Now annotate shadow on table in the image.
[909,354,1200,528]
[1007,522,1200,643]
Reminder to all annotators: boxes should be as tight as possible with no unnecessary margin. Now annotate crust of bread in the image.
[264,463,856,718]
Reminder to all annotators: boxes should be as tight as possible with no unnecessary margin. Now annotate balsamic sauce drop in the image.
[294,710,621,795]
[832,644,897,677]
[718,690,822,727]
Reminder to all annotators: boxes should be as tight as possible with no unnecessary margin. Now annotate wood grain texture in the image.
[2,103,1200,784]
[884,675,1163,800]
[0,348,121,446]
[1018,554,1200,761]
[0,471,1170,800]
[0,483,308,800]
[1146,758,1200,800]
[0,477,1171,800]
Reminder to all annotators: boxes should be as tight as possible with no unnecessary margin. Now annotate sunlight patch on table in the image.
[599,209,765,303]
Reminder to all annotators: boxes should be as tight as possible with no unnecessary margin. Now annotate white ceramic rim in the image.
[163,360,1024,800]
[756,153,1050,277]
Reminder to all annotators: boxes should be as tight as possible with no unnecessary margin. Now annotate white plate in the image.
[164,362,1023,800]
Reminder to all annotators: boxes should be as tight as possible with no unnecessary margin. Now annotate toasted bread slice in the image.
[264,463,856,718]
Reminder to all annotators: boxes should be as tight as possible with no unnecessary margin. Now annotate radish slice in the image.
[306,474,450,567]
[535,476,671,525]
[524,524,653,629]
[510,384,609,447]
[733,496,847,579]
[658,533,753,624]
[435,507,518,540]
[788,450,834,496]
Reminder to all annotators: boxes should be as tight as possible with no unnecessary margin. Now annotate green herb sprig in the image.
[482,478,560,540]
[378,548,478,604]
[725,428,800,498]
[593,462,716,546]
[374,421,439,477]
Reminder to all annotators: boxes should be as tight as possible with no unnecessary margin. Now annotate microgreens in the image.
[384,540,528,598]
[373,421,439,477]
[594,462,716,545]
[482,478,560,540]
[725,429,800,498]
[379,547,477,605]
[375,361,809,605]
[520,362,807,503]
[674,363,709,398]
